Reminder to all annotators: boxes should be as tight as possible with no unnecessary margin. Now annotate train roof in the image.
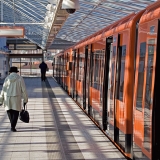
[140,1,160,24]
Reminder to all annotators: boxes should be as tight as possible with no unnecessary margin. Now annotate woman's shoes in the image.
[11,128,17,132]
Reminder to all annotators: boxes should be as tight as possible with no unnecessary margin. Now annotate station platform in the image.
[0,77,126,160]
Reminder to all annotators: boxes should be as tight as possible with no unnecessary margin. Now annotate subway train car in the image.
[133,3,160,160]
[53,1,160,160]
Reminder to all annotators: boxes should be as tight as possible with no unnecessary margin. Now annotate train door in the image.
[88,42,106,126]
[75,50,79,102]
[65,53,69,91]
[59,56,62,85]
[115,35,126,148]
[71,50,76,99]
[133,20,160,160]
[107,34,132,154]
[106,35,118,141]
[83,45,89,110]
[103,37,113,130]
[52,58,55,77]
[77,49,85,107]
[88,45,94,116]
[86,45,91,114]
[62,54,65,88]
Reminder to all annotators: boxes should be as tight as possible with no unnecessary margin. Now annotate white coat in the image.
[0,72,28,111]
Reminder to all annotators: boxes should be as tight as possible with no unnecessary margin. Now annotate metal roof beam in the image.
[3,1,39,22]
[16,1,44,20]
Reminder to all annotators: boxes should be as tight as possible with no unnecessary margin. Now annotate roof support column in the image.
[13,0,15,26]
[1,0,3,22]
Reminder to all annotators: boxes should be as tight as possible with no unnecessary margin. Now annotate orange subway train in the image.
[53,1,160,160]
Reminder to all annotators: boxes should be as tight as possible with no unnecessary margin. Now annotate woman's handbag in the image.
[19,104,29,123]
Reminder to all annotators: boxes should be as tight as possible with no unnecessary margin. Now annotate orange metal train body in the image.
[53,1,160,159]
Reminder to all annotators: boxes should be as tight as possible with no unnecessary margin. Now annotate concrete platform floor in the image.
[0,77,126,160]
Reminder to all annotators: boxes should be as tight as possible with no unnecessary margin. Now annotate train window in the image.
[110,46,116,100]
[136,42,146,111]
[78,56,84,81]
[86,53,90,83]
[99,50,105,103]
[75,53,79,81]
[108,45,116,136]
[92,50,105,90]
[143,42,154,152]
[113,46,116,57]
[93,54,99,89]
[117,45,126,101]
[145,44,154,109]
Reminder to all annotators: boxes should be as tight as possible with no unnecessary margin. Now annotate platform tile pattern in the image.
[0,77,126,160]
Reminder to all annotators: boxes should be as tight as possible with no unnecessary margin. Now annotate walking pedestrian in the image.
[0,67,28,132]
[39,61,48,81]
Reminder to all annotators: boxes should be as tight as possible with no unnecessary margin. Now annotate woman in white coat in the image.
[0,67,28,132]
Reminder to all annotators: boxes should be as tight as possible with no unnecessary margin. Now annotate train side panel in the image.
[133,5,160,160]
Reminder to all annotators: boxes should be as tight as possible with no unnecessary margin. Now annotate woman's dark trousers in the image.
[7,109,19,129]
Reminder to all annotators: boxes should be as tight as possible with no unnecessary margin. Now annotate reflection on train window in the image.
[117,45,126,101]
[110,46,116,100]
[86,53,90,83]
[143,43,154,152]
[75,53,79,81]
[93,54,99,89]
[92,50,105,96]
[72,53,74,77]
[78,54,85,81]
[99,50,105,103]
[86,52,90,106]
[145,45,154,109]
[136,42,146,111]
[113,46,116,57]
[108,45,116,136]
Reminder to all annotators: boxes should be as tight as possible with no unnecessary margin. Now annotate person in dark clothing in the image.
[39,61,48,81]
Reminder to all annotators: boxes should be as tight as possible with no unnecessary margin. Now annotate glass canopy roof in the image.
[56,0,157,44]
[0,0,56,49]
[0,0,157,50]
